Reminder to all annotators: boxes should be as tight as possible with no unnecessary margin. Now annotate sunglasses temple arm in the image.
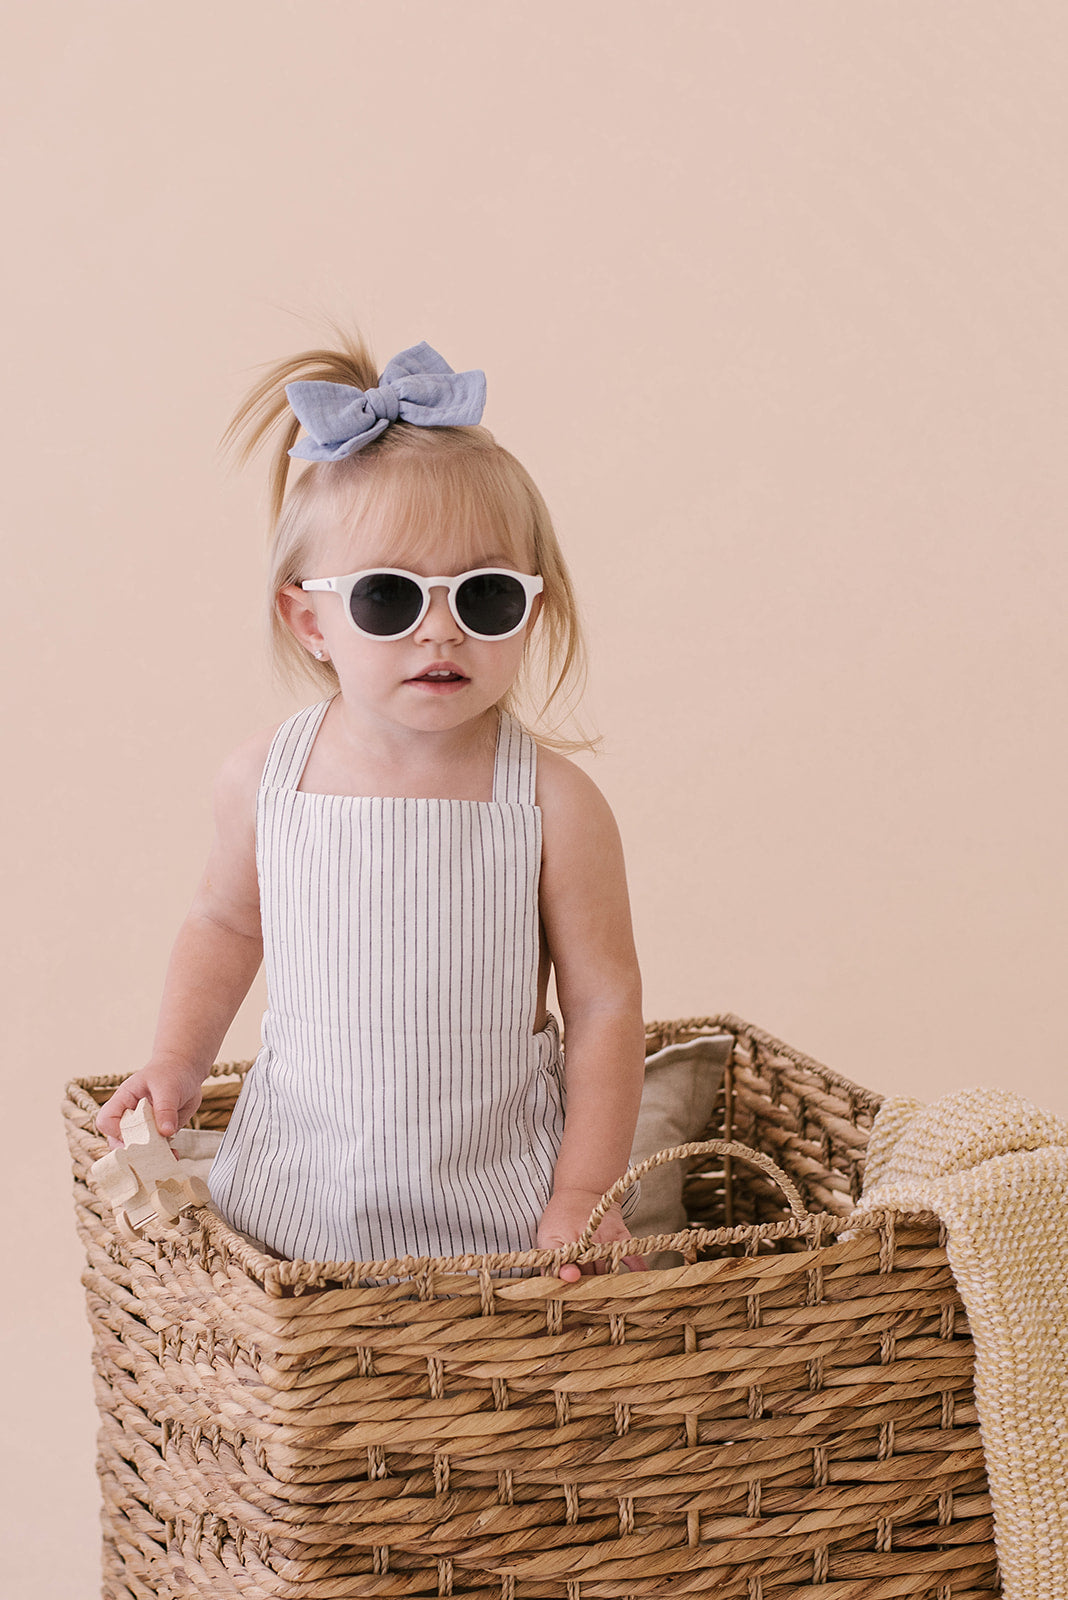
[299,579,336,593]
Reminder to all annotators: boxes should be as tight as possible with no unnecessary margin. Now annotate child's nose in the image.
[415,584,462,643]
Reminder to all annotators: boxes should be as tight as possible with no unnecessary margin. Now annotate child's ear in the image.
[277,585,328,659]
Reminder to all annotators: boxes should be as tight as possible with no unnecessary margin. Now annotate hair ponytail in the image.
[223,331,380,524]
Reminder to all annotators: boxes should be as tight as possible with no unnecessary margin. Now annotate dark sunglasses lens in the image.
[455,573,528,636]
[349,573,424,636]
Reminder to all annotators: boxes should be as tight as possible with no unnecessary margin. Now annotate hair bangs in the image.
[317,426,538,576]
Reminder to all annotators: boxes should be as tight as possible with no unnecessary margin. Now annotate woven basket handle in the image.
[577,1138,807,1249]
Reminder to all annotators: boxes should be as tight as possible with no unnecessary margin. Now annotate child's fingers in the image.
[96,1078,187,1144]
[152,1095,181,1139]
[550,1261,604,1281]
[555,1259,623,1280]
[538,1201,638,1281]
[552,1249,637,1282]
[96,1083,144,1144]
[537,1232,591,1281]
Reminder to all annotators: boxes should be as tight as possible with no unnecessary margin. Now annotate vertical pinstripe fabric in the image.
[209,698,566,1264]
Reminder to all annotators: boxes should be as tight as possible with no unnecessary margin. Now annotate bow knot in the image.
[286,342,486,461]
[362,383,401,424]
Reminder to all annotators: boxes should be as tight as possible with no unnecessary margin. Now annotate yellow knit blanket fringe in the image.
[853,1087,1068,1600]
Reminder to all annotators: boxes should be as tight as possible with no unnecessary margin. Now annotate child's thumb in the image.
[151,1096,179,1140]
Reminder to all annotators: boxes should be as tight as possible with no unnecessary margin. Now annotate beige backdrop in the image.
[3,4,1066,1591]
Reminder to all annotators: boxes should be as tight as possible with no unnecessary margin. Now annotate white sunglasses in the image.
[300,567,544,642]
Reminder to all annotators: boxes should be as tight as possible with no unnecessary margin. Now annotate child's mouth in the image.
[408,666,470,691]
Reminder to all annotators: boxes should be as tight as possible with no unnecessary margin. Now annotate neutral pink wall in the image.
[4,5,1065,1591]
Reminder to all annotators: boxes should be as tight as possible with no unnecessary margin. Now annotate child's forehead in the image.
[311,512,529,576]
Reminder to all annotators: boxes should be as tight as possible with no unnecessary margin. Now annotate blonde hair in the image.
[224,332,595,750]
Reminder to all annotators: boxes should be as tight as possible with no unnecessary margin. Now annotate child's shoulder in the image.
[210,718,289,820]
[216,695,333,788]
[534,747,626,887]
[535,746,616,826]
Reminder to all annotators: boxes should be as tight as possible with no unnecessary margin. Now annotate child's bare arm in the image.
[96,728,274,1145]
[535,752,646,1278]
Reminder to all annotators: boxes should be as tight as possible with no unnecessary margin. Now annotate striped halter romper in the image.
[209,696,567,1265]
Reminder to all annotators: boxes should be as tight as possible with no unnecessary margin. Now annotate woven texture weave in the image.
[64,1016,1003,1599]
[855,1087,1068,1599]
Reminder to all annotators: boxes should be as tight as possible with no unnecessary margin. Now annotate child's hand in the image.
[537,1188,647,1282]
[96,1060,206,1149]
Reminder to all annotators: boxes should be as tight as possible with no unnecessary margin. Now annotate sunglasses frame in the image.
[300,567,544,642]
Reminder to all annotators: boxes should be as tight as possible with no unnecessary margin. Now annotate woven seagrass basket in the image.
[64,1015,1001,1599]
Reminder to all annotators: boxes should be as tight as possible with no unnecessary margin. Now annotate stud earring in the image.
[313,649,327,661]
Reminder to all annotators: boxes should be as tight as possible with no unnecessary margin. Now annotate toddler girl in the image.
[97,336,646,1279]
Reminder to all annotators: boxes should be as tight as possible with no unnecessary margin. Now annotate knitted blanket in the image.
[853,1088,1068,1599]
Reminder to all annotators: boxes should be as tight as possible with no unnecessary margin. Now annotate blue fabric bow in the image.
[286,342,486,461]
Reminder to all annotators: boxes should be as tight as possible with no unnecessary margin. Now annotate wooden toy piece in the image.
[90,1099,212,1240]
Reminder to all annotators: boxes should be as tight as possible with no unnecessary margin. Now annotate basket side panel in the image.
[74,1207,1002,1597]
[714,1022,880,1228]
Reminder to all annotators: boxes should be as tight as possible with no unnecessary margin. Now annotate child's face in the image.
[280,519,540,738]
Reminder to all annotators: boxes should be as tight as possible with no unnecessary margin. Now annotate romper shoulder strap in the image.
[260,696,335,791]
[492,710,537,805]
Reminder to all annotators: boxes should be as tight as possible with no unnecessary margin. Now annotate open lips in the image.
[408,663,470,686]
